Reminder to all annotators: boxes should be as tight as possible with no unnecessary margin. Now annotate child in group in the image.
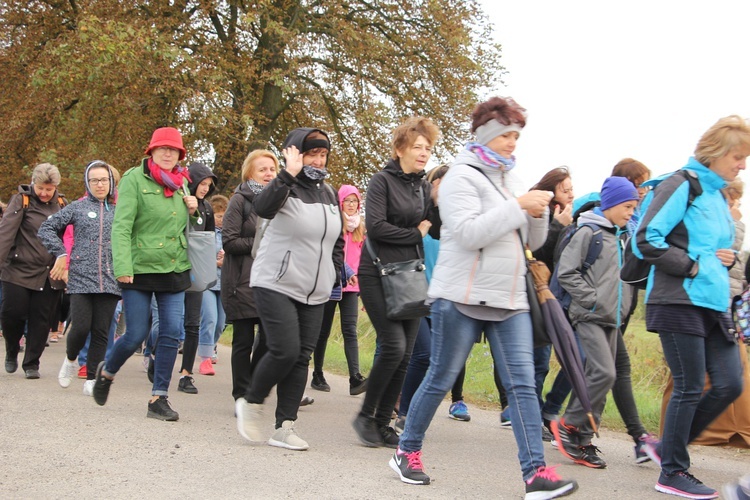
[551,176,641,469]
[197,194,228,372]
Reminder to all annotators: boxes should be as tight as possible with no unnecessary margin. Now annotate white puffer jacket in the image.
[428,151,548,310]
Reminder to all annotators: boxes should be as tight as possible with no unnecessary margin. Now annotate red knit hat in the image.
[145,127,186,161]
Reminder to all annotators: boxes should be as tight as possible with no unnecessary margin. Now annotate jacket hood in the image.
[188,162,218,197]
[22,183,63,202]
[578,209,615,229]
[338,184,361,209]
[233,180,258,201]
[383,158,426,181]
[282,128,331,169]
[684,157,727,192]
[83,160,117,202]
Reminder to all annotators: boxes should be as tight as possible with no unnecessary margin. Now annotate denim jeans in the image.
[199,289,225,359]
[142,297,159,358]
[105,289,185,396]
[659,328,743,474]
[400,299,545,481]
[533,344,552,409]
[79,300,120,367]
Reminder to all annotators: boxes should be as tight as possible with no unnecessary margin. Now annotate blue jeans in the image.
[199,290,225,359]
[105,290,185,396]
[659,328,743,474]
[79,300,120,367]
[400,299,545,481]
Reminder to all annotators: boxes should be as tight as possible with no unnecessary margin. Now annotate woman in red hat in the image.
[92,127,199,422]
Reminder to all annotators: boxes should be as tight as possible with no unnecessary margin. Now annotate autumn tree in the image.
[0,0,502,199]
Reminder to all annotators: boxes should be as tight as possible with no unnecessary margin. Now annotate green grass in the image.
[216,301,726,435]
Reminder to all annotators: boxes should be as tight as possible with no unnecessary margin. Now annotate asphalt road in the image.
[1,340,747,499]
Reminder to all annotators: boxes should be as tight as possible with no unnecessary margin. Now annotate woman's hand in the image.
[730,199,742,221]
[517,190,554,218]
[347,275,358,287]
[183,195,198,213]
[283,145,303,177]
[216,249,225,268]
[553,203,573,226]
[418,220,432,237]
[50,256,67,281]
[716,248,736,267]
[118,276,134,284]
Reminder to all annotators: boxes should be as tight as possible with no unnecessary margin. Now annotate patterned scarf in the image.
[344,212,361,233]
[246,179,265,194]
[303,165,328,181]
[466,142,516,171]
[147,158,192,197]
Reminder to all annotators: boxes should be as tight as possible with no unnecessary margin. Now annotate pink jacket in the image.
[339,184,364,293]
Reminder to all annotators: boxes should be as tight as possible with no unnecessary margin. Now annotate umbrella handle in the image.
[587,412,600,438]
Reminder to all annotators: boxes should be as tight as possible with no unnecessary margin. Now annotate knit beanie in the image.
[600,176,639,211]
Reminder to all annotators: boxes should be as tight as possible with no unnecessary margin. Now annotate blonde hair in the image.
[31,163,61,186]
[695,115,750,167]
[241,150,279,182]
[391,117,440,160]
[724,179,744,202]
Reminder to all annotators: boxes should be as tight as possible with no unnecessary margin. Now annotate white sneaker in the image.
[58,358,78,388]
[268,420,309,451]
[235,399,265,443]
[83,380,95,396]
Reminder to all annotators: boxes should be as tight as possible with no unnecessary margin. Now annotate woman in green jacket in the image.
[92,127,198,422]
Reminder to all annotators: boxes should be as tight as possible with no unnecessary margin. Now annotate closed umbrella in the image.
[527,253,599,437]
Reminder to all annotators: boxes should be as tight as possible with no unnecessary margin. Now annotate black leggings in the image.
[180,291,202,373]
[358,274,421,428]
[231,317,266,400]
[245,288,325,427]
[66,293,120,380]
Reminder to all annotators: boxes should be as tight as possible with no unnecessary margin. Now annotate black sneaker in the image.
[389,447,430,485]
[311,371,330,392]
[147,396,179,421]
[5,355,18,374]
[178,376,198,394]
[353,414,383,447]
[93,361,113,406]
[551,419,606,468]
[349,373,368,396]
[525,465,578,500]
[380,425,400,449]
[578,444,607,469]
[655,471,718,499]
[147,356,155,384]
[24,368,40,379]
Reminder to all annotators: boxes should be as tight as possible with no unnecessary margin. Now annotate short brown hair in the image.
[470,97,527,133]
[391,117,440,160]
[210,194,229,213]
[531,167,570,193]
[611,158,651,186]
[241,150,279,182]
[695,115,750,167]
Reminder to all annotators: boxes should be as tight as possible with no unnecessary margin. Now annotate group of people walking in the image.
[2,95,749,500]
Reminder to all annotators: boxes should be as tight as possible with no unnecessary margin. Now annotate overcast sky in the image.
[475,0,750,246]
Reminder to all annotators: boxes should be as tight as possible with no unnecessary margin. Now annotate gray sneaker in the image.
[235,398,265,443]
[268,420,309,451]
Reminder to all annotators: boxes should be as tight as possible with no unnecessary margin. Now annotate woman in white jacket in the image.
[390,97,579,500]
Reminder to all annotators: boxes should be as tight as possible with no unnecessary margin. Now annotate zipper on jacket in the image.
[306,183,328,303]
[98,200,104,293]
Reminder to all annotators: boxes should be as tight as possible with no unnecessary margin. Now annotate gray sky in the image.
[476,0,750,246]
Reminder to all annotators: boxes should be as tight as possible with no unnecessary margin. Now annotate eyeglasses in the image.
[88,178,110,186]
[343,199,359,205]
[154,146,179,155]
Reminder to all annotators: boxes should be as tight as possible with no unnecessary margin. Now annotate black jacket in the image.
[188,162,217,232]
[359,159,440,277]
[221,182,259,320]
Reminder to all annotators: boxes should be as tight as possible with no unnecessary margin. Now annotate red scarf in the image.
[147,158,192,197]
